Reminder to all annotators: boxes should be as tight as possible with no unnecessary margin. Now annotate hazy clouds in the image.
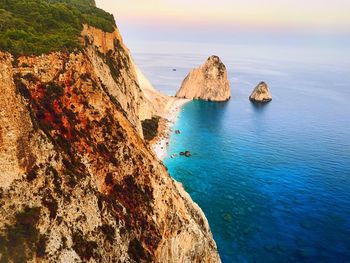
[95,0,350,31]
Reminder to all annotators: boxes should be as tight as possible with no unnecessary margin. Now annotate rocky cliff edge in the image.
[0,24,220,262]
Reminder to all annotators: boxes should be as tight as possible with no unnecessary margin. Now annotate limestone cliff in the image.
[81,25,155,135]
[132,60,169,118]
[249,81,272,103]
[132,60,189,121]
[0,25,220,263]
[176,56,231,102]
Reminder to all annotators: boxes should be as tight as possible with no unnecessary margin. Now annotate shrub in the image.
[0,0,116,56]
[142,117,160,142]
[72,231,98,260]
[0,206,47,262]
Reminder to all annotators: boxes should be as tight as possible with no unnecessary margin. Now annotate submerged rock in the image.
[179,151,191,157]
[249,81,272,103]
[176,55,231,102]
[185,151,191,157]
[223,213,233,222]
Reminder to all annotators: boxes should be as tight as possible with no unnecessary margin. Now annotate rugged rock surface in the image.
[176,56,231,102]
[132,59,189,120]
[81,25,155,135]
[132,59,169,118]
[0,25,220,263]
[249,81,272,103]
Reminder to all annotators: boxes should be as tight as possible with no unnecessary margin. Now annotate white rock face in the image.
[249,82,272,103]
[0,26,221,263]
[176,56,231,102]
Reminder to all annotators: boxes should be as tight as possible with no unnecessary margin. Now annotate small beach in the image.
[152,98,190,160]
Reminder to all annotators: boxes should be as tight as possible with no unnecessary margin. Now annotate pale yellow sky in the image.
[95,0,350,30]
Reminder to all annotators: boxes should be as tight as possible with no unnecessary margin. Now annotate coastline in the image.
[152,97,190,160]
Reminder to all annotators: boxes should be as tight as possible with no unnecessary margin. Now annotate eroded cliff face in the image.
[131,60,170,118]
[81,25,155,135]
[0,25,220,263]
[176,56,231,102]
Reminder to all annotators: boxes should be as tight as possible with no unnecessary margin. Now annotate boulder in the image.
[179,151,191,157]
[249,82,272,103]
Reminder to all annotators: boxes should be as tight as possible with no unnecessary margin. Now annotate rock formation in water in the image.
[176,55,231,102]
[0,3,220,263]
[249,81,272,103]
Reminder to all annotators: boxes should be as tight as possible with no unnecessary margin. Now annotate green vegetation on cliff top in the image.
[0,0,115,55]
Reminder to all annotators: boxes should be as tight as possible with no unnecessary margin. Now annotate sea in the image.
[129,38,350,262]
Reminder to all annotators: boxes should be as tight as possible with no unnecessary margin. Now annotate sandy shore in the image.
[152,98,190,160]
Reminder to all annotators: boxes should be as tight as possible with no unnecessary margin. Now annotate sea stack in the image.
[249,81,272,103]
[176,55,231,102]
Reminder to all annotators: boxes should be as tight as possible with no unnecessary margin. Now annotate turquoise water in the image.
[132,42,350,262]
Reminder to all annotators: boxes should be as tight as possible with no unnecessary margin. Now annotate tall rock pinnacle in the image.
[176,56,231,102]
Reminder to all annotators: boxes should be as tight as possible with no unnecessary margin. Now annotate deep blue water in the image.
[131,41,350,262]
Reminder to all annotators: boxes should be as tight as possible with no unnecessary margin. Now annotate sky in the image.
[95,0,350,30]
[95,0,350,47]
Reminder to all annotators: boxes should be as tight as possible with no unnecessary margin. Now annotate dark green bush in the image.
[142,117,160,142]
[0,0,115,56]
[72,231,98,260]
[0,207,46,262]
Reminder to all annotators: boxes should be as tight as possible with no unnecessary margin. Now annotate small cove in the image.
[133,41,350,262]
